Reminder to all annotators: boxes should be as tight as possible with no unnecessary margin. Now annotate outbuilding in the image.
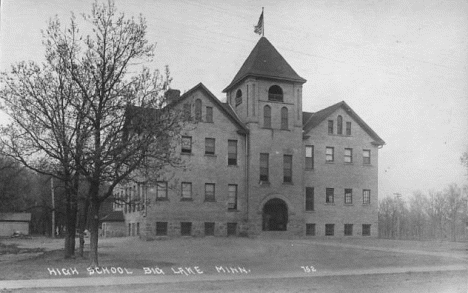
[0,213,31,237]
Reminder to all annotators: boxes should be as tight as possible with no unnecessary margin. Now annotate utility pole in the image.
[51,177,55,238]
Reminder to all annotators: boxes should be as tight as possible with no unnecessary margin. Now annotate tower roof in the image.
[223,37,306,92]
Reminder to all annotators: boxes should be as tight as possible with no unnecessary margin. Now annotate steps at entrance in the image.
[257,231,295,239]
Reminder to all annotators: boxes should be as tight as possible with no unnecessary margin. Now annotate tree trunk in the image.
[88,191,101,268]
[78,195,90,258]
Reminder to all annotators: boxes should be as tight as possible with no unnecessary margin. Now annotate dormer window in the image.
[235,89,242,106]
[337,115,343,135]
[268,85,283,102]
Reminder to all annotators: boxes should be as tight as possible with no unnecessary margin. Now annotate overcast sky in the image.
[1,0,467,199]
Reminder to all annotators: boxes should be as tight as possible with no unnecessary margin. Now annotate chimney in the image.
[165,89,181,104]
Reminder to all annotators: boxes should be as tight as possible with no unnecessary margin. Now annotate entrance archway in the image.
[262,198,288,231]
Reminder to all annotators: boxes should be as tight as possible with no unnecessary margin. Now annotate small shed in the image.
[0,213,31,236]
[100,211,125,237]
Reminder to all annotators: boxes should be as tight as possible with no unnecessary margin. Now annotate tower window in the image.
[281,107,288,130]
[235,89,242,106]
[268,85,283,102]
[263,105,271,128]
[195,99,202,121]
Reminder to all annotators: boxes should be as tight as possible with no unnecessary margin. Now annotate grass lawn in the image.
[0,236,466,280]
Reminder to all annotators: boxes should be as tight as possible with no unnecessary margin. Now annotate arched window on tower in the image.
[264,105,271,128]
[337,115,343,135]
[195,99,202,121]
[268,85,283,102]
[281,107,288,130]
[235,89,242,106]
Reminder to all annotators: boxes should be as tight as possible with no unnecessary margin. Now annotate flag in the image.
[254,11,263,35]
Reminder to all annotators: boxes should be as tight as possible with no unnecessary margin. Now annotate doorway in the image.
[262,198,288,231]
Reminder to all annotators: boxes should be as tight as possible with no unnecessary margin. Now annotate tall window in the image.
[344,189,353,204]
[326,147,334,162]
[181,182,192,200]
[235,89,242,106]
[268,85,283,102]
[194,99,202,121]
[183,103,191,121]
[363,150,371,164]
[325,224,334,236]
[228,140,237,165]
[363,189,371,204]
[156,181,168,200]
[362,224,371,236]
[305,187,314,211]
[346,122,351,135]
[205,138,215,155]
[344,224,353,236]
[328,120,334,134]
[305,145,314,169]
[205,183,215,202]
[206,106,213,123]
[281,107,288,130]
[263,105,271,128]
[228,184,237,210]
[283,155,292,183]
[344,148,353,163]
[181,136,192,154]
[337,115,343,135]
[260,153,269,182]
[326,188,334,204]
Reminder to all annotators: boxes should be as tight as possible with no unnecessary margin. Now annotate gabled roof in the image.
[100,211,124,222]
[223,37,306,92]
[177,83,248,134]
[303,101,385,146]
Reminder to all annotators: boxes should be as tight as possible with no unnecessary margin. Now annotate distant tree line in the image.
[379,183,468,241]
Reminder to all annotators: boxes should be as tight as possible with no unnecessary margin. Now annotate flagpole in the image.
[262,7,264,37]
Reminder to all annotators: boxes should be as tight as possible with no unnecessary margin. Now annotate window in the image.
[181,136,192,154]
[205,183,215,202]
[363,150,371,164]
[305,145,314,169]
[156,181,168,200]
[181,182,192,200]
[305,187,314,211]
[206,106,213,123]
[344,148,353,163]
[228,184,237,210]
[263,105,271,128]
[156,222,167,236]
[205,138,215,155]
[260,153,269,182]
[268,85,283,102]
[137,222,140,236]
[344,224,353,236]
[337,115,343,135]
[325,224,334,236]
[194,99,202,121]
[181,222,192,236]
[227,223,237,236]
[346,122,351,135]
[183,103,191,121]
[204,222,215,236]
[344,189,353,204]
[362,224,371,236]
[326,188,334,204]
[235,89,242,106]
[281,107,288,130]
[363,189,371,204]
[326,147,334,162]
[306,224,316,236]
[283,155,292,183]
[328,120,333,134]
[228,140,237,165]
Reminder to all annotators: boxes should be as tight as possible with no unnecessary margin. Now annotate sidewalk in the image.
[0,264,466,290]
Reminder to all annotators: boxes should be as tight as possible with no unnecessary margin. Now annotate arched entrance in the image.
[262,198,288,231]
